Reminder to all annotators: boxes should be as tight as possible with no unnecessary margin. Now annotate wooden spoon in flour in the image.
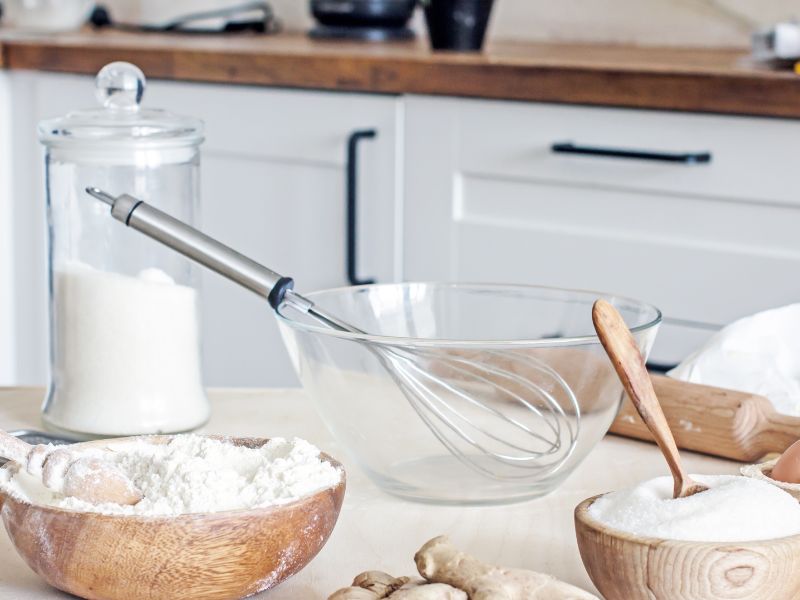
[592,299,708,499]
[0,430,142,505]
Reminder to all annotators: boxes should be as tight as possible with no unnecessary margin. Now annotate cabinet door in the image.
[10,73,401,386]
[403,96,800,365]
[148,83,402,386]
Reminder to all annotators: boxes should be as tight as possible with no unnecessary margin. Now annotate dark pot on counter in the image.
[310,0,417,40]
[311,0,416,29]
[422,0,494,51]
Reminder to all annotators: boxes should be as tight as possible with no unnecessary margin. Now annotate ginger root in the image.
[353,571,411,597]
[330,536,596,600]
[389,582,466,599]
[329,588,383,600]
[414,536,599,600]
[329,571,409,600]
[328,570,465,600]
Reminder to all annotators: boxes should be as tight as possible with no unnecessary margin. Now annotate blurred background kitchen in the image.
[1,0,799,391]
[65,0,800,47]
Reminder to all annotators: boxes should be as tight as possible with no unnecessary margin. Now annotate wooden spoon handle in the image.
[593,299,694,498]
[0,430,32,465]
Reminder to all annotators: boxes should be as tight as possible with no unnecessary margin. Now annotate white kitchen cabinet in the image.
[7,72,402,387]
[9,76,800,385]
[403,95,800,365]
[0,72,15,385]
[4,71,48,388]
[148,83,402,387]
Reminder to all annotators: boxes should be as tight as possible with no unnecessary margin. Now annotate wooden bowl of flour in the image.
[575,495,800,600]
[0,436,346,600]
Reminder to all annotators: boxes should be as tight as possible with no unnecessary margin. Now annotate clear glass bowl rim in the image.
[275,282,662,348]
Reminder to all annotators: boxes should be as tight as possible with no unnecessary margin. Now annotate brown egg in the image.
[771,440,800,484]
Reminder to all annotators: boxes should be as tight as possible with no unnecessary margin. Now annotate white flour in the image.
[46,261,208,436]
[0,435,342,516]
[589,474,800,542]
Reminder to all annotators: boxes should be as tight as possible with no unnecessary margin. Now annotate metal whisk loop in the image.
[406,352,565,456]
[381,344,581,481]
[437,351,571,445]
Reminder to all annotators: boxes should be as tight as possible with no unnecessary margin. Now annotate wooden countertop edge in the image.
[3,34,800,118]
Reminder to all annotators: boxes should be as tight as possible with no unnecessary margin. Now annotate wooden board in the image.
[611,375,800,462]
[1,30,800,117]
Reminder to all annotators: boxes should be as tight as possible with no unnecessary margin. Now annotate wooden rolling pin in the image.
[610,375,800,462]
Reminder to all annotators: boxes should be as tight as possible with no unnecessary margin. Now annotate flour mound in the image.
[0,434,342,516]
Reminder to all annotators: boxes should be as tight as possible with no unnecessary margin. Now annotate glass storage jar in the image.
[38,62,209,438]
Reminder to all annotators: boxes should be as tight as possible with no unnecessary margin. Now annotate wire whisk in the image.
[87,187,581,480]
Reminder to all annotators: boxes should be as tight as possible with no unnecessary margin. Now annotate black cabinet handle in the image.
[346,129,377,286]
[551,142,711,164]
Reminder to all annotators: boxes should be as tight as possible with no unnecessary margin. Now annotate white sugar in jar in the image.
[44,263,208,436]
[38,62,208,438]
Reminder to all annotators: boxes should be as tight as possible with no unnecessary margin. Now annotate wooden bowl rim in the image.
[575,494,800,548]
[0,435,346,521]
[742,458,800,488]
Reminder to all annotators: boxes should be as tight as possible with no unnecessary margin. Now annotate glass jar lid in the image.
[38,62,204,150]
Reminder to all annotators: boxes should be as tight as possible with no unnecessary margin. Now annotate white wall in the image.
[102,0,800,48]
[486,0,791,47]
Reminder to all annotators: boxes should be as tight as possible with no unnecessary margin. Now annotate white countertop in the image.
[0,387,740,599]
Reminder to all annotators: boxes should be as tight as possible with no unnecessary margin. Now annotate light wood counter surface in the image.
[0,386,740,598]
[1,30,799,117]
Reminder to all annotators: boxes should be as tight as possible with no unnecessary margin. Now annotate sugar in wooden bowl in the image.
[575,475,800,600]
[0,435,346,600]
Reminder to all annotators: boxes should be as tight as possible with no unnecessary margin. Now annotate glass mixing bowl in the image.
[276,283,660,505]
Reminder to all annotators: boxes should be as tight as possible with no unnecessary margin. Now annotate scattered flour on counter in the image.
[589,474,800,542]
[0,435,342,516]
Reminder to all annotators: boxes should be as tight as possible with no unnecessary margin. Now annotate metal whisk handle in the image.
[86,187,294,309]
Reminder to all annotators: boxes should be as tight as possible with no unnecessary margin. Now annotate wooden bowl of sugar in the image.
[575,495,800,600]
[0,436,346,600]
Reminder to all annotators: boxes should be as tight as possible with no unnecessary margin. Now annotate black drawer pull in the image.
[346,129,377,286]
[551,142,711,164]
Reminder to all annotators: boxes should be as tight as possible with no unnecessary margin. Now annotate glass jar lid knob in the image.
[95,62,146,112]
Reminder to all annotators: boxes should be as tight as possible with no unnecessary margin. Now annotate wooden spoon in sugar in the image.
[0,429,142,505]
[593,299,708,499]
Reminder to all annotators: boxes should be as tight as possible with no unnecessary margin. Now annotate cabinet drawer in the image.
[404,96,800,363]
[456,174,800,326]
[454,99,800,207]
[452,175,800,366]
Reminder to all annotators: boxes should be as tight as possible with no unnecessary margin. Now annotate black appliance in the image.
[310,0,416,41]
